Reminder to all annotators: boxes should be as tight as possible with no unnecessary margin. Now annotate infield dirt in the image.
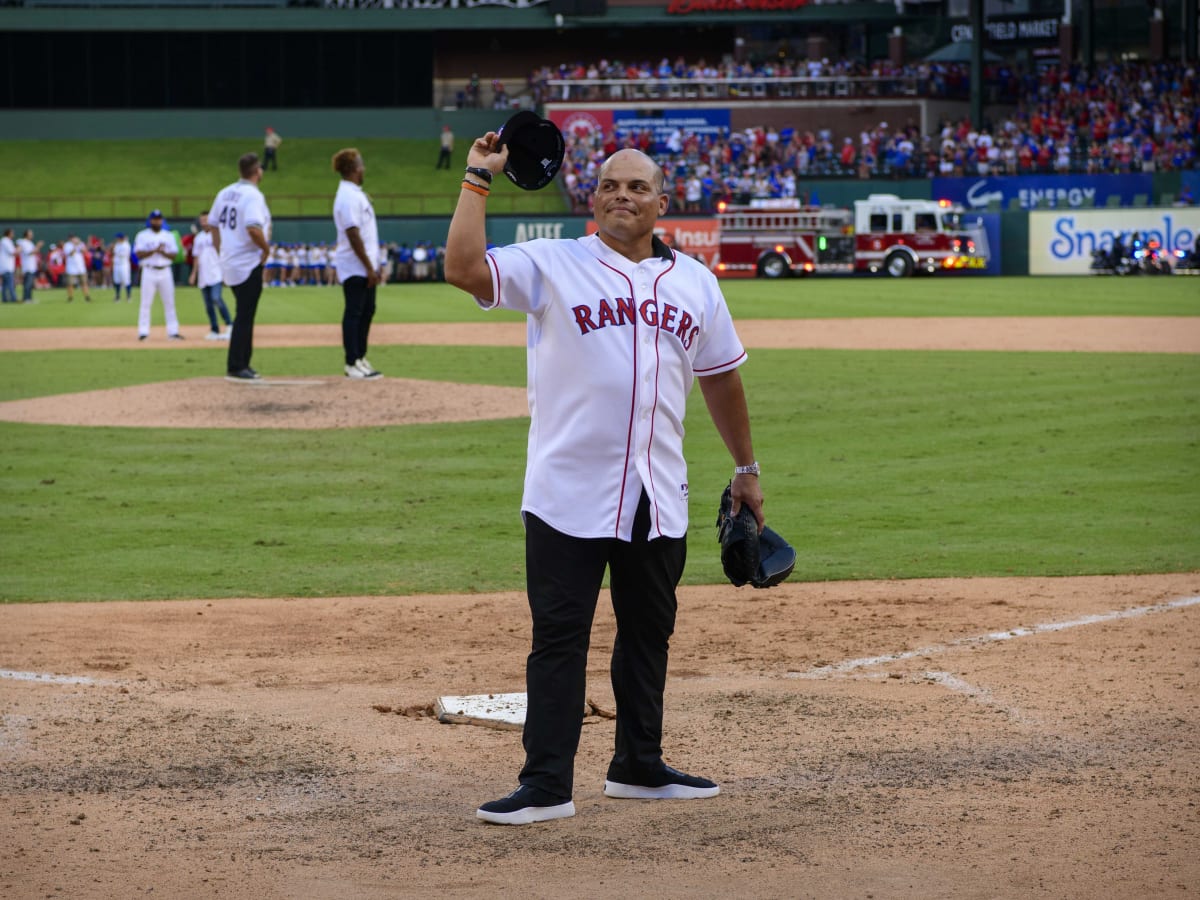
[1,575,1198,899]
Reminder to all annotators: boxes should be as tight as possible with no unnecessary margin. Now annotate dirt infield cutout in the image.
[0,376,530,429]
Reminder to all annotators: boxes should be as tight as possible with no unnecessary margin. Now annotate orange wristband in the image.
[461,180,490,197]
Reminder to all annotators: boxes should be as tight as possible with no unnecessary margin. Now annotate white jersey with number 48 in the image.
[210,179,271,287]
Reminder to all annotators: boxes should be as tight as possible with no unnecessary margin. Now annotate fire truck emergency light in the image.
[774,245,784,253]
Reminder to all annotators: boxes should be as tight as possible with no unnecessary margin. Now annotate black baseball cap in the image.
[496,111,565,191]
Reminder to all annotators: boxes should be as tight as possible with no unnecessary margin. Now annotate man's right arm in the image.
[443,132,509,302]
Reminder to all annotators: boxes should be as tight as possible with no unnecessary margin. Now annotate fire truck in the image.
[714,194,990,278]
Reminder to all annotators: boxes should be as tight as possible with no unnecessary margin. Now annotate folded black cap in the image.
[496,111,565,191]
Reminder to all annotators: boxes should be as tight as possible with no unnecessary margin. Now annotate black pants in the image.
[340,276,376,366]
[227,265,263,373]
[263,147,277,170]
[519,492,686,800]
[436,148,451,169]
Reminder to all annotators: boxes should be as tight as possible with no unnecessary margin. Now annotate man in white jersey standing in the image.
[17,230,42,303]
[133,211,183,341]
[446,133,765,825]
[62,233,92,303]
[0,228,16,304]
[331,148,382,379]
[210,152,271,381]
[188,211,232,340]
[110,233,132,302]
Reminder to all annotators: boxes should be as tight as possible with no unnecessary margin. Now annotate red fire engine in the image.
[714,193,990,278]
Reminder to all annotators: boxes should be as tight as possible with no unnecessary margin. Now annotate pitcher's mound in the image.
[0,376,530,429]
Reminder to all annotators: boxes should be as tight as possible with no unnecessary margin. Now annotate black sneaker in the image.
[168,333,185,341]
[604,765,720,800]
[225,368,262,382]
[476,784,575,826]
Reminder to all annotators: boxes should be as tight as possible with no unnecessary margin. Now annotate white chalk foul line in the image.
[0,669,111,686]
[788,594,1200,680]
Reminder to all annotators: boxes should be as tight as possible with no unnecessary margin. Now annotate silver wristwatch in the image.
[734,462,760,476]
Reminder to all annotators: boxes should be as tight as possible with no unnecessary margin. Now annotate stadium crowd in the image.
[554,59,1198,212]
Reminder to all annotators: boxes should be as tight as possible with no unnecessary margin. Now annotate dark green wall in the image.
[0,108,502,141]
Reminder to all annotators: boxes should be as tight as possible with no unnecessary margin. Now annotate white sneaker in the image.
[345,363,368,379]
[356,358,382,378]
[220,328,232,340]
[205,331,222,341]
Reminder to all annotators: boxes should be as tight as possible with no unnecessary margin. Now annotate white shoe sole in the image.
[476,800,575,825]
[603,780,720,800]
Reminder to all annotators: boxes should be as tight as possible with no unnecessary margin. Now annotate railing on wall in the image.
[0,191,569,221]
[541,76,969,104]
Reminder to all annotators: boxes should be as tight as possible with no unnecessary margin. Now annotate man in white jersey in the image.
[133,211,183,341]
[446,135,765,826]
[331,148,383,379]
[188,211,232,340]
[62,233,92,302]
[0,228,16,304]
[110,233,132,302]
[16,230,42,302]
[210,152,271,381]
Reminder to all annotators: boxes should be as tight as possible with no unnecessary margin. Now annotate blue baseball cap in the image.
[148,209,163,218]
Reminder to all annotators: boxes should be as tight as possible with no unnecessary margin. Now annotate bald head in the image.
[597,149,667,196]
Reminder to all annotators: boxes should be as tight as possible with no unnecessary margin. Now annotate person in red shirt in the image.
[839,137,856,169]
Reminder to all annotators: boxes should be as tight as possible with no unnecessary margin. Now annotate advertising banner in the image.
[587,217,722,269]
[489,218,589,247]
[546,108,614,142]
[933,175,1153,211]
[612,110,731,153]
[1028,208,1200,274]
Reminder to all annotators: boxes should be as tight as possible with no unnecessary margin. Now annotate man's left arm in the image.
[698,368,764,530]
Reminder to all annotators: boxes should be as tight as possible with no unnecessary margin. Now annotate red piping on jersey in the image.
[645,253,677,535]
[485,253,501,307]
[595,257,639,538]
[694,350,747,374]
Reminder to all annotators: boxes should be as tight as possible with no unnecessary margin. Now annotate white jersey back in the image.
[210,180,271,286]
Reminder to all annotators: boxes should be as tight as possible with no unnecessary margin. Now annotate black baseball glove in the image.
[716,482,796,589]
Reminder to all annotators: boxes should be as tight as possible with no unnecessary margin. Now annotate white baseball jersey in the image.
[112,240,132,268]
[133,228,177,270]
[192,230,222,288]
[63,238,88,276]
[0,236,15,274]
[332,180,379,281]
[17,238,38,273]
[479,233,746,541]
[210,179,271,286]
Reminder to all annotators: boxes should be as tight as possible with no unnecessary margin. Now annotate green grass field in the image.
[2,276,1198,335]
[1,277,1197,602]
[0,138,568,218]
